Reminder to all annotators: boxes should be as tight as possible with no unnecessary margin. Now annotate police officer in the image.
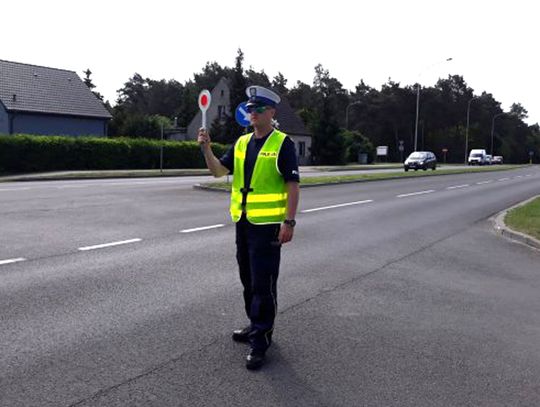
[198,85,300,370]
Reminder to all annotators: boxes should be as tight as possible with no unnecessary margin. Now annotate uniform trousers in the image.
[235,214,281,352]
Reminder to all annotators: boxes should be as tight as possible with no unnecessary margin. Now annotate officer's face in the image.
[249,105,275,127]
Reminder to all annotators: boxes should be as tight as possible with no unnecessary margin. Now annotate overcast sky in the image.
[4,0,539,124]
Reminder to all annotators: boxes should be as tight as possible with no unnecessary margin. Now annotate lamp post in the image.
[345,101,362,130]
[465,96,479,164]
[414,57,453,151]
[490,112,504,156]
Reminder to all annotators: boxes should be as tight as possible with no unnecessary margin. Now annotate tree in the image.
[219,48,248,143]
[245,68,271,87]
[83,68,104,101]
[116,73,149,114]
[308,65,348,164]
[510,103,528,120]
[111,114,171,139]
[341,129,375,163]
[271,72,288,96]
[193,62,228,90]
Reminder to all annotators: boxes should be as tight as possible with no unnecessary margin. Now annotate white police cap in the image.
[245,85,281,108]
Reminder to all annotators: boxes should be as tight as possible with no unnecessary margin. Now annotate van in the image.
[468,149,487,165]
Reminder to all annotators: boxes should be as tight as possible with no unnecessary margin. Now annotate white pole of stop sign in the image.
[198,90,211,130]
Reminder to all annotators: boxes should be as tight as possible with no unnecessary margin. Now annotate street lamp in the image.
[465,96,479,164]
[414,57,453,151]
[490,112,504,156]
[345,101,362,130]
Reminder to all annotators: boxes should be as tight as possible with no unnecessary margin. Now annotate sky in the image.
[3,0,539,125]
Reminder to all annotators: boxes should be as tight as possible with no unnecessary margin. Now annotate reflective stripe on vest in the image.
[230,130,288,224]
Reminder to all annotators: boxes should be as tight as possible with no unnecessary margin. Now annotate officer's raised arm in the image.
[197,128,230,178]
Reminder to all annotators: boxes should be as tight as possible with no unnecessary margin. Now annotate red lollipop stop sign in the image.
[198,90,212,129]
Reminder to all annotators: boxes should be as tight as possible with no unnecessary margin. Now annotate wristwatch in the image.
[283,219,296,228]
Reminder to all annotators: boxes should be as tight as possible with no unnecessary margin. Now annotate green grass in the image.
[317,164,402,171]
[201,165,526,191]
[505,197,540,241]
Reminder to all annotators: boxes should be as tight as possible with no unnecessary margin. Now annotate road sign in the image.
[442,148,448,153]
[198,90,211,129]
[376,146,388,156]
[398,145,404,152]
[235,102,251,127]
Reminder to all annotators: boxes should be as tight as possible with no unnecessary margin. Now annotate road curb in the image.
[493,195,540,251]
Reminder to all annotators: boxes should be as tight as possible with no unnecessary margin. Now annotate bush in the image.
[341,130,375,163]
[0,134,228,173]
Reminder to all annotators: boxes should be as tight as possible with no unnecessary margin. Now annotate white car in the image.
[468,149,487,165]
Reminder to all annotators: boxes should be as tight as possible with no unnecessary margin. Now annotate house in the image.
[0,59,112,137]
[185,78,313,165]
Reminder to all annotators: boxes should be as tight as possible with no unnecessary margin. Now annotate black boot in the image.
[245,348,266,370]
[232,326,252,343]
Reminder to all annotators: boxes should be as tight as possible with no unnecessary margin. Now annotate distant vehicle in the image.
[485,154,493,165]
[404,151,437,171]
[492,155,504,164]
[468,149,487,165]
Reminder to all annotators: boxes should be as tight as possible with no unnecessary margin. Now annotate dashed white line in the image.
[476,180,493,185]
[98,180,182,187]
[498,177,510,181]
[515,175,523,179]
[0,187,31,192]
[180,224,225,233]
[525,174,532,177]
[446,184,470,190]
[56,185,90,189]
[396,190,435,198]
[301,200,373,213]
[78,238,142,251]
[0,257,26,266]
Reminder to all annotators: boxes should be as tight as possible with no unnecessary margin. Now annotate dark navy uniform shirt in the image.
[219,130,300,189]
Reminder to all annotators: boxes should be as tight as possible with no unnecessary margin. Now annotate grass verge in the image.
[200,165,527,192]
[505,197,540,241]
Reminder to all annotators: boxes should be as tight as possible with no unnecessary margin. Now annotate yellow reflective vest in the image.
[230,129,288,224]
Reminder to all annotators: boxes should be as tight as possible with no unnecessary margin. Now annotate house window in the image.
[298,141,306,157]
[220,90,224,97]
[218,105,226,120]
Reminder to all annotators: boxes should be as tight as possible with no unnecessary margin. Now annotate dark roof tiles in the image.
[0,59,112,119]
[275,96,310,136]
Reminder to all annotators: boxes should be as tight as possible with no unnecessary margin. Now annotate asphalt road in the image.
[1,166,540,406]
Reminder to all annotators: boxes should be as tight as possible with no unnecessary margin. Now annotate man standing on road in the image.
[198,85,300,370]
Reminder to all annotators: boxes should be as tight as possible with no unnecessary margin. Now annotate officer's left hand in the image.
[278,223,294,244]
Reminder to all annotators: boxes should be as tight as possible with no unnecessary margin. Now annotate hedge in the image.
[0,134,229,173]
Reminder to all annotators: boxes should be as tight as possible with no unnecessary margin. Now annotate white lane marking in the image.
[397,190,435,198]
[498,177,510,181]
[0,257,26,266]
[301,200,373,213]
[515,175,523,178]
[180,224,225,233]
[446,184,470,190]
[99,180,183,187]
[524,174,532,177]
[56,185,90,189]
[78,238,142,251]
[476,180,493,185]
[0,187,31,192]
